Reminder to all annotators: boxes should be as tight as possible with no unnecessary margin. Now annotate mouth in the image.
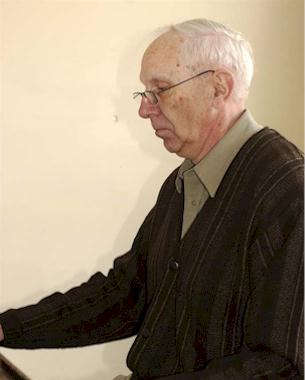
[151,122,168,133]
[150,120,173,139]
[154,128,173,139]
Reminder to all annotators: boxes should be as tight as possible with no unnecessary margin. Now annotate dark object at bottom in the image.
[0,353,30,380]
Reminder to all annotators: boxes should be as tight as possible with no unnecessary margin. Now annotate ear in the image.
[212,70,234,105]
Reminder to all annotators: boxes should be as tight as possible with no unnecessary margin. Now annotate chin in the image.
[163,140,177,153]
[163,139,185,156]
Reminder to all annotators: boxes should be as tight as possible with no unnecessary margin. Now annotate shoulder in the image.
[242,128,303,229]
[254,128,303,193]
[238,128,303,196]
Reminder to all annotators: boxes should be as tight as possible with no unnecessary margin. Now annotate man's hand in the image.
[0,324,4,342]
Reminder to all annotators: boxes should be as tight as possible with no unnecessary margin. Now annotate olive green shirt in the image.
[176,110,263,237]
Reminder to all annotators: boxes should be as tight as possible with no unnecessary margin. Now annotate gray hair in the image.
[158,19,254,101]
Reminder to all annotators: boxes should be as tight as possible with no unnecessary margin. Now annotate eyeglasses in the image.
[133,69,215,105]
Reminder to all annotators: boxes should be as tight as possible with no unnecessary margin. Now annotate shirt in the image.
[176,110,262,237]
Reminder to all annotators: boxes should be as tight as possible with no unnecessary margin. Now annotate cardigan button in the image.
[141,327,150,338]
[169,259,179,271]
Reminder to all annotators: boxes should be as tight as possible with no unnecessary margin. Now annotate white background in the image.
[0,0,303,379]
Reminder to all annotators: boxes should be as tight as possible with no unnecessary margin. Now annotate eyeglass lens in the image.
[133,91,158,105]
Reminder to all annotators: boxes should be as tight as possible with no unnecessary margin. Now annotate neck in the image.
[192,106,246,164]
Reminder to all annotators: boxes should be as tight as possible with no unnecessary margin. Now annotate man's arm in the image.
[0,208,154,349]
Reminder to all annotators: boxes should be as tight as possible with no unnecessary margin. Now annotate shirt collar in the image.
[175,110,263,196]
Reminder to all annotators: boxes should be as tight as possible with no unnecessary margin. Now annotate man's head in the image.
[136,19,254,163]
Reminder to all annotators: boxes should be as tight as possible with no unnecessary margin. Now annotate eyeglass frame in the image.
[133,69,215,105]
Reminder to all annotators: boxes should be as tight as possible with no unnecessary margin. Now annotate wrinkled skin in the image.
[138,31,242,163]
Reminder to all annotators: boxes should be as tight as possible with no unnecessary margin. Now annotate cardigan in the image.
[0,127,303,379]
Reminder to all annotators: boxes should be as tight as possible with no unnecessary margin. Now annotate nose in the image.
[138,97,160,119]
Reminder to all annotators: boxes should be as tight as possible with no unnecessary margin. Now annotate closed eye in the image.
[156,86,168,94]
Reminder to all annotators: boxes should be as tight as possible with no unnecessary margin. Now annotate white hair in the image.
[157,19,254,101]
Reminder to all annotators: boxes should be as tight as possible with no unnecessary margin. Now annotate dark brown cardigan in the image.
[1,128,303,379]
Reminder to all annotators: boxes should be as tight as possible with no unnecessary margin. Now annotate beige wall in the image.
[0,1,303,379]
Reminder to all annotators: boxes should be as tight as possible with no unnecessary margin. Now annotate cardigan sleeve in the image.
[156,201,303,380]
[0,208,154,349]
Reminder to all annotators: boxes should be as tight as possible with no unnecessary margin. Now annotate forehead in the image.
[140,31,186,84]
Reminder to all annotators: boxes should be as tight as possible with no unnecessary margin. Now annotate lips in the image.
[151,122,168,133]
[154,129,173,139]
[153,126,167,132]
[150,120,172,138]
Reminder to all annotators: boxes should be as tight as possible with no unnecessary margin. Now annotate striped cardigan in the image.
[0,128,304,379]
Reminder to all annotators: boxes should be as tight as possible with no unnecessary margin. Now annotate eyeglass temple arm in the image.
[132,69,214,98]
[158,69,215,94]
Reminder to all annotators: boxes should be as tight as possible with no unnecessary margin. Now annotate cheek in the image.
[172,97,211,139]
[168,95,192,117]
[162,96,183,125]
[160,95,200,138]
[171,96,197,127]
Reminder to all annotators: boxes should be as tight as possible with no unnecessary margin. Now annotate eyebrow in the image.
[142,76,172,88]
[151,75,171,83]
[139,72,173,90]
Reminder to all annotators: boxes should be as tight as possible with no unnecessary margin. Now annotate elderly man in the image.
[0,19,303,380]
